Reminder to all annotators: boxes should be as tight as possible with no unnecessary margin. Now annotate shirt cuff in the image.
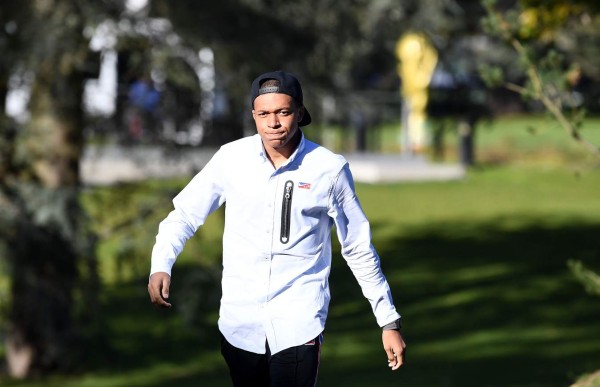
[382,318,402,331]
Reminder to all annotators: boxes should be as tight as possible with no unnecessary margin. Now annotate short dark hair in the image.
[258,79,299,109]
[259,79,280,89]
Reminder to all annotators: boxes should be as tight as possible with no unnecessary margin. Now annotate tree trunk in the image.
[458,119,476,167]
[4,0,97,377]
[7,210,79,376]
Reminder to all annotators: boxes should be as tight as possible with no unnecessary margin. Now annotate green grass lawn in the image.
[310,114,600,166]
[3,116,600,386]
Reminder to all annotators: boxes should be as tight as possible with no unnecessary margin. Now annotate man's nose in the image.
[268,113,280,127]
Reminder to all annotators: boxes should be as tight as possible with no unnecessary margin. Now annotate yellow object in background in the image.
[396,33,438,153]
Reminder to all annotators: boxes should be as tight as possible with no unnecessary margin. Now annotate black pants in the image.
[220,333,322,387]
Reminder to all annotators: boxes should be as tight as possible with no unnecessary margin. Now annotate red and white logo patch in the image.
[298,182,311,190]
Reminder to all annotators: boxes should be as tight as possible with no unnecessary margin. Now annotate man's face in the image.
[253,93,304,152]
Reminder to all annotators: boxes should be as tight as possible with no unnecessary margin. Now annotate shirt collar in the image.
[287,131,305,165]
[255,134,267,162]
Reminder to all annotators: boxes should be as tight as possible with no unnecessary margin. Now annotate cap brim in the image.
[299,108,312,127]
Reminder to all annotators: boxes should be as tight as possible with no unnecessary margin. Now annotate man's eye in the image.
[257,112,267,117]
[279,111,291,116]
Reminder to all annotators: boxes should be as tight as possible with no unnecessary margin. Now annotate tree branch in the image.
[488,5,600,156]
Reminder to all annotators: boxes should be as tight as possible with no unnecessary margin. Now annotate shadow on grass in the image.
[320,215,600,387]
[9,216,599,386]
[80,263,223,370]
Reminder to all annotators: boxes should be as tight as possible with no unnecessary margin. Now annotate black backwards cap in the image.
[251,70,312,127]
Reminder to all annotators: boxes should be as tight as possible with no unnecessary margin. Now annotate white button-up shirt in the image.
[150,133,401,355]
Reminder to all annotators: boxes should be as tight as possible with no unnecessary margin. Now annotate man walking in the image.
[148,70,405,386]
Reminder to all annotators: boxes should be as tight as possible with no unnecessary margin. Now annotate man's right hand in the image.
[148,272,172,308]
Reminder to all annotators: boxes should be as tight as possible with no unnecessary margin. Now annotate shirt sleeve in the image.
[328,164,401,327]
[150,149,226,276]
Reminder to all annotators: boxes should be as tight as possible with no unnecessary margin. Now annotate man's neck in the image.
[264,131,302,168]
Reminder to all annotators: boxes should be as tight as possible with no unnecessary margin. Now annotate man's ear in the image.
[298,106,305,122]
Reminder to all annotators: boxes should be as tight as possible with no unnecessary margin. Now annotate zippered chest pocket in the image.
[280,180,294,244]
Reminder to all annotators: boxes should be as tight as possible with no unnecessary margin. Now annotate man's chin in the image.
[265,138,286,148]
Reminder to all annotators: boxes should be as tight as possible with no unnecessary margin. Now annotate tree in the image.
[0,0,116,378]
[480,0,600,155]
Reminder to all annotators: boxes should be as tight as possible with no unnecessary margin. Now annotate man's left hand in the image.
[382,330,406,371]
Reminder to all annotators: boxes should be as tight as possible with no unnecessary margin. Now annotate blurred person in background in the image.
[126,74,161,142]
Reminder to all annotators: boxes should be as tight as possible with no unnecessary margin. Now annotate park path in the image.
[81,145,465,186]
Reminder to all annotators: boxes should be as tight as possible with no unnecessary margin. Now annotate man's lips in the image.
[265,131,286,139]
